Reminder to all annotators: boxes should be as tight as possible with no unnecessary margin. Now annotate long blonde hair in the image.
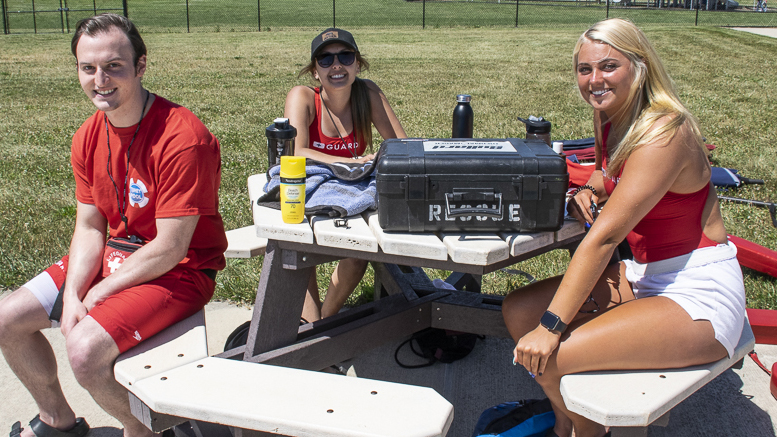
[573,18,704,176]
[299,53,373,150]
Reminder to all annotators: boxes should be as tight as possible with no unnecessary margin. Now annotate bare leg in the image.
[66,316,161,437]
[503,263,727,437]
[320,258,368,319]
[301,269,322,322]
[0,288,77,437]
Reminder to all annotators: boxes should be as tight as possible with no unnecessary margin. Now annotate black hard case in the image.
[376,138,568,232]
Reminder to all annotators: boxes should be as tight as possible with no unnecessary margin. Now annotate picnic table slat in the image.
[500,231,555,258]
[440,232,510,265]
[312,214,378,253]
[249,173,315,244]
[367,212,449,261]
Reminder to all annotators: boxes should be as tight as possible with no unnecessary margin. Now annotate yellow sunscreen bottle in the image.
[280,156,306,224]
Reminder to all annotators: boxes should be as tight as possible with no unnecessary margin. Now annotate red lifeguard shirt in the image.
[71,95,227,272]
[307,87,365,158]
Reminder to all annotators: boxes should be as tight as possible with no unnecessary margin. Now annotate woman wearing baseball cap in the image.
[284,28,406,322]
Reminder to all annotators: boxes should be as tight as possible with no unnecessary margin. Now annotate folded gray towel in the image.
[257,158,377,218]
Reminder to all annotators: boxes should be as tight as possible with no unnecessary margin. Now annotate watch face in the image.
[540,311,559,331]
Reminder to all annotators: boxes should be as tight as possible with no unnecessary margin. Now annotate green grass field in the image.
[0,26,775,310]
[3,0,777,34]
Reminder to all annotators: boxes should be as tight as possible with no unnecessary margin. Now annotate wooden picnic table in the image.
[217,174,586,370]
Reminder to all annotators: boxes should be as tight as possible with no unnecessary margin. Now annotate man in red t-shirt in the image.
[0,14,227,437]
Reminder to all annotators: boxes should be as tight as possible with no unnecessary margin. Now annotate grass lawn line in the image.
[0,26,774,308]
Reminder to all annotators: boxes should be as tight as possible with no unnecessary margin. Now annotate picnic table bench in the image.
[560,319,755,437]
[115,309,453,437]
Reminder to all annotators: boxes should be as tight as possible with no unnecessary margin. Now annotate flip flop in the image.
[10,415,89,437]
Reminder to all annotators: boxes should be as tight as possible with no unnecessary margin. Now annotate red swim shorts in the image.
[42,256,215,353]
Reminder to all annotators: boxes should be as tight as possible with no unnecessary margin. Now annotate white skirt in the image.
[623,241,746,358]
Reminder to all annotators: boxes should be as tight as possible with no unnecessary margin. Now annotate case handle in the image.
[445,191,503,218]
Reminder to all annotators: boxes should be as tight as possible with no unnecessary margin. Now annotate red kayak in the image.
[728,234,777,279]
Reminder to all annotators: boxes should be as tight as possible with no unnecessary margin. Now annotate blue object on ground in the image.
[472,399,555,437]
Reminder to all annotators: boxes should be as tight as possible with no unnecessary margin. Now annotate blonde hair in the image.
[299,53,373,150]
[573,18,704,176]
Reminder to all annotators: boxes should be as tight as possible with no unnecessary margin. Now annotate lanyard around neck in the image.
[320,92,359,159]
[104,90,151,240]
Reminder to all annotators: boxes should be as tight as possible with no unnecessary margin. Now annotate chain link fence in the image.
[2,0,775,34]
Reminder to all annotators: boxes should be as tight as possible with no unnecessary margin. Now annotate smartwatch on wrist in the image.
[540,310,567,334]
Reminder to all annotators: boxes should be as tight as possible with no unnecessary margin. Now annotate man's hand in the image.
[81,289,108,312]
[60,296,88,337]
[60,201,107,337]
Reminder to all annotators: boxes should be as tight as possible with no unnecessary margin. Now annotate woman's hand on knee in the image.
[513,325,561,376]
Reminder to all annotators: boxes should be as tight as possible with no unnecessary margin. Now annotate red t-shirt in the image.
[71,95,227,272]
[307,87,365,158]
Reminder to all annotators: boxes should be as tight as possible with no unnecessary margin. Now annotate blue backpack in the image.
[472,399,555,437]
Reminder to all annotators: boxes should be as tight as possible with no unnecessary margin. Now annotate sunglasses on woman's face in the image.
[315,51,356,68]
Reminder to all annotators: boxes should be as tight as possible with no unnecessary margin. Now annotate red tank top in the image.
[308,87,365,159]
[601,123,716,263]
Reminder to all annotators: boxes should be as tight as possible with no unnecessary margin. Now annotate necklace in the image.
[105,90,151,240]
[320,92,359,159]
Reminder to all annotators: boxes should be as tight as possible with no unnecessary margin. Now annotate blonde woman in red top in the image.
[284,28,406,322]
[502,18,745,437]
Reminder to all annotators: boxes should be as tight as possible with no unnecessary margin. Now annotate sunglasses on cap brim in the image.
[315,51,356,68]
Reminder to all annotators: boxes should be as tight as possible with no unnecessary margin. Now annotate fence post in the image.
[257,0,260,31]
[185,0,189,32]
[1,0,7,34]
[695,0,699,24]
[606,0,610,18]
[92,0,96,15]
[32,0,38,33]
[64,0,70,33]
[515,0,519,26]
[58,0,64,32]
[422,0,425,28]
[333,0,336,28]
[123,0,128,17]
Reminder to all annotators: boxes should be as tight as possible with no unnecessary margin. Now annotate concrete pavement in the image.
[732,27,777,38]
[1,295,776,437]
[0,298,251,436]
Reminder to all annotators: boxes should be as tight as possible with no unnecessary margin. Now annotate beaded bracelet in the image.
[573,184,597,197]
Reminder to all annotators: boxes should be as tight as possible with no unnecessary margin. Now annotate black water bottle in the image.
[452,94,474,138]
[517,116,552,147]
[266,118,297,167]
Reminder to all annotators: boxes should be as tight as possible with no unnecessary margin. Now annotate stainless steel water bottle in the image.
[517,116,552,147]
[452,94,474,138]
[266,118,297,167]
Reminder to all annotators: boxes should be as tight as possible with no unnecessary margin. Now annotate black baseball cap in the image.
[310,28,359,60]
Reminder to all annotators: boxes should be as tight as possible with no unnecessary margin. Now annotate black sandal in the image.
[10,415,89,437]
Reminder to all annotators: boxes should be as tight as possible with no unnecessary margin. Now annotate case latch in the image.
[513,176,548,200]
